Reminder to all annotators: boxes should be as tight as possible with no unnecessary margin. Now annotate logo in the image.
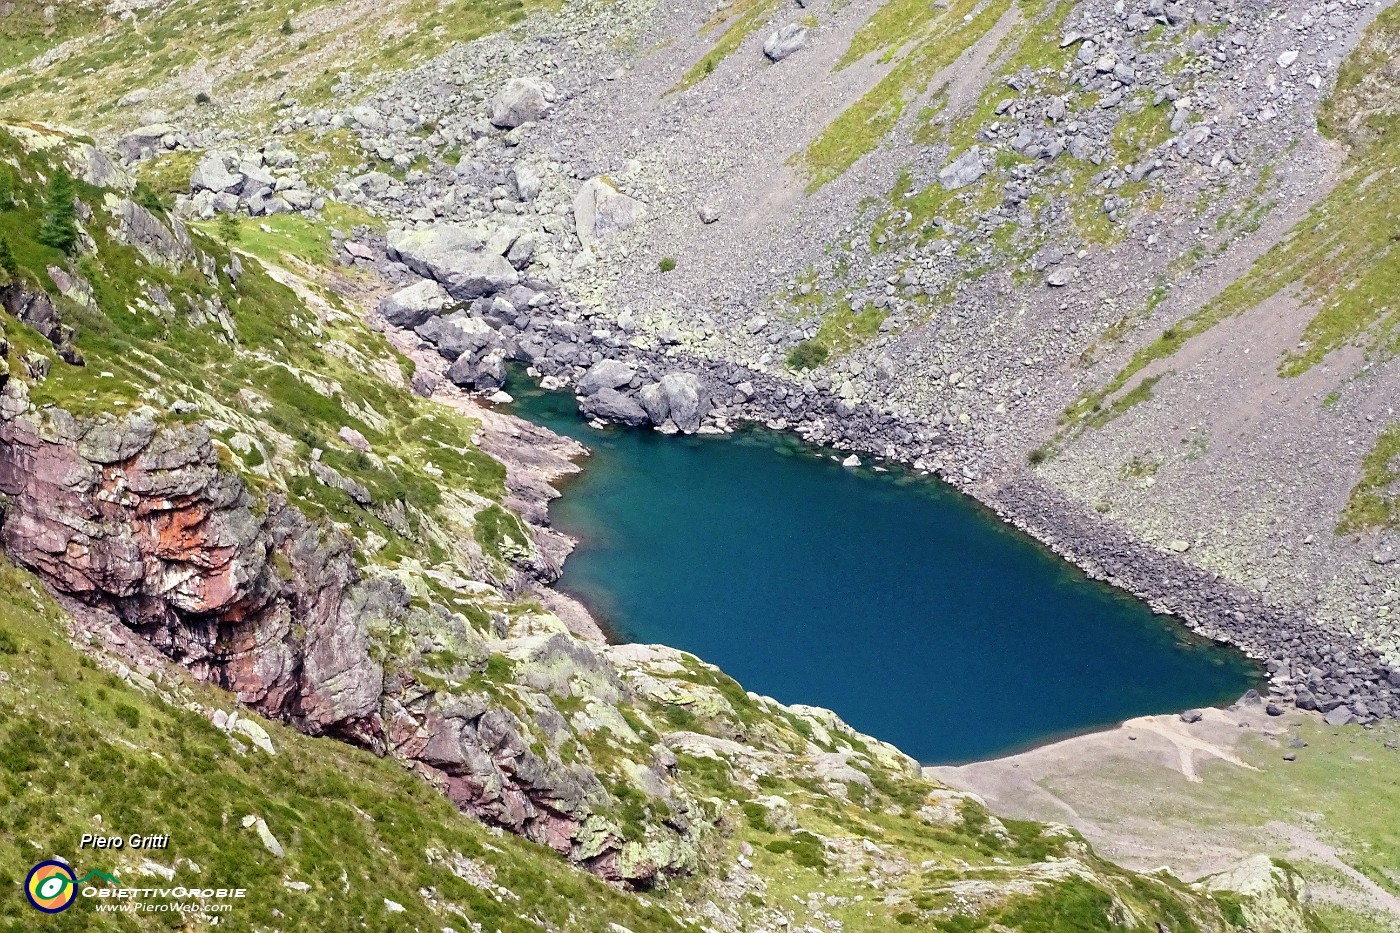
[24,862,122,913]
[25,861,77,913]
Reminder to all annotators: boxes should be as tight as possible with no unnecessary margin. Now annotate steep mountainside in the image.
[0,121,1316,930]
[0,0,1398,929]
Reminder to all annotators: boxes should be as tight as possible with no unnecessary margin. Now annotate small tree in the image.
[280,15,294,34]
[36,168,78,254]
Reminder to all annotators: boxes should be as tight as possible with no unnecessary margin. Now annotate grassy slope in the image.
[797,0,1019,191]
[0,0,555,133]
[0,558,696,933]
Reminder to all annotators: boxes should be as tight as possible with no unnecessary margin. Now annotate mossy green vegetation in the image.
[1338,423,1400,532]
[0,0,103,72]
[0,0,558,132]
[1031,716,1400,933]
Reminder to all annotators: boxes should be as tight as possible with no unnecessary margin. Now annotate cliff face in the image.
[0,394,380,737]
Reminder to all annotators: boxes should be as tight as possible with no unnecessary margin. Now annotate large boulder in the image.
[580,388,649,426]
[190,153,242,194]
[487,78,553,129]
[379,280,452,328]
[641,373,707,433]
[508,162,542,201]
[763,24,809,61]
[387,225,519,300]
[574,178,646,251]
[447,351,507,391]
[938,147,988,191]
[576,359,636,396]
[416,313,500,361]
[117,124,176,161]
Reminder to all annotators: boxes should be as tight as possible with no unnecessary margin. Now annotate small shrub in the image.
[0,166,13,210]
[280,16,294,34]
[195,91,212,105]
[1028,446,1048,466]
[218,211,241,245]
[113,703,141,729]
[786,339,829,370]
[0,627,18,654]
[741,801,772,833]
[658,256,677,272]
[133,181,165,214]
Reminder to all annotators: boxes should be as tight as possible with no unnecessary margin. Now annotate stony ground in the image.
[931,705,1400,931]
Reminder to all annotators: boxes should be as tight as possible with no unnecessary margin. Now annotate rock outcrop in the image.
[0,384,697,886]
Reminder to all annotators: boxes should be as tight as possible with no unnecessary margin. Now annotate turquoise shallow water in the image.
[504,379,1259,764]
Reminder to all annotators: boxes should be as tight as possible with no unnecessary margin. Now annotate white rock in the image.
[232,717,277,756]
[136,861,176,881]
[253,818,284,858]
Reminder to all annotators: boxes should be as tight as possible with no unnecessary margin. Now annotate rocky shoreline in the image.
[375,281,1400,727]
[92,0,1400,735]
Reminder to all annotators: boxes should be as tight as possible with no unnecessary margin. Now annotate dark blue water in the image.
[504,380,1258,764]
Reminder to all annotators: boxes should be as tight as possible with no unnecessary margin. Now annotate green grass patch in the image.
[1338,423,1400,532]
[670,0,784,93]
[799,0,1016,191]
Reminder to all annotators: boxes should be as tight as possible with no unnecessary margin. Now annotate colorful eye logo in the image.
[25,861,77,913]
